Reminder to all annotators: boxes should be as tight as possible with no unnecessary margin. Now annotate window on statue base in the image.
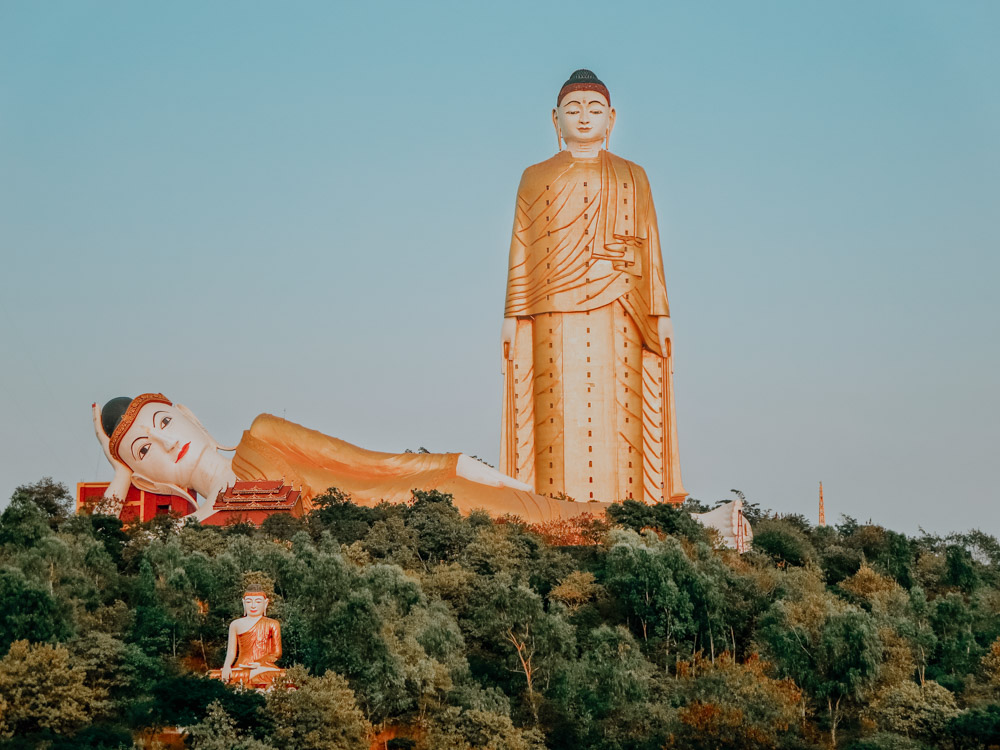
[156,502,171,516]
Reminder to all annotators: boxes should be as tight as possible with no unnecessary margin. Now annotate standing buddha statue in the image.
[501,69,686,505]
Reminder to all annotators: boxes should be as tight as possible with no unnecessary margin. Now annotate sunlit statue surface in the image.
[93,393,609,523]
[210,588,284,688]
[501,69,686,505]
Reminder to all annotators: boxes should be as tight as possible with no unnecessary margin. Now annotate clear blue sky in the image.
[1,1,997,535]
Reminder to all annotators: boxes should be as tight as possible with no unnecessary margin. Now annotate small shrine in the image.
[201,480,304,526]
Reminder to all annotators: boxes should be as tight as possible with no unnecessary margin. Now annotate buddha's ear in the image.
[131,473,198,510]
[175,403,237,452]
[607,108,616,139]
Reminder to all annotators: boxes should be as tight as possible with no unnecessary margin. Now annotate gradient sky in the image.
[1,1,997,536]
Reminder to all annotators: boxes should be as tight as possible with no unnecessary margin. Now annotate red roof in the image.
[213,480,302,511]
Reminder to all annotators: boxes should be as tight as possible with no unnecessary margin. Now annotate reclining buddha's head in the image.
[100,393,223,501]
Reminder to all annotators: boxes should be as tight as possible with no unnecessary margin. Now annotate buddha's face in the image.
[554,91,615,145]
[243,594,268,617]
[118,402,213,488]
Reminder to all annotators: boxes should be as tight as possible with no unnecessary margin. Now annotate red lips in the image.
[175,442,190,463]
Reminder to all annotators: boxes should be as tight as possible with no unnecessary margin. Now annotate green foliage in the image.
[4,477,1000,748]
[606,499,708,543]
[0,640,104,738]
[753,518,817,567]
[946,703,1000,749]
[0,568,72,651]
[669,654,804,750]
[417,705,546,750]
[0,495,52,548]
[143,672,268,733]
[602,530,724,659]
[846,733,930,750]
[9,478,73,527]
[188,700,275,750]
[865,680,958,740]
[308,487,382,543]
[264,665,370,750]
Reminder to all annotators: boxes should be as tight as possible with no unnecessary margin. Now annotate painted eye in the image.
[138,444,150,459]
[160,416,171,429]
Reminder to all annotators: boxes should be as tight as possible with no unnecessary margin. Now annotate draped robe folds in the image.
[502,150,686,505]
[213,617,283,688]
[230,413,612,524]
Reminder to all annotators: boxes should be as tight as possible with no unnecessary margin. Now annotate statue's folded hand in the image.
[501,317,517,360]
[658,316,674,356]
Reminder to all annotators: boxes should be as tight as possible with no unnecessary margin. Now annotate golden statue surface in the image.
[501,69,686,505]
[210,588,285,689]
[93,393,610,525]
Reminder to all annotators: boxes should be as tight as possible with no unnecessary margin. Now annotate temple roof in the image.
[214,480,301,511]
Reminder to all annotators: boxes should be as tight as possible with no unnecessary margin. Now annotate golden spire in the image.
[818,482,826,527]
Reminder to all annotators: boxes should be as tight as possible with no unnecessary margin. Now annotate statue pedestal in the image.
[208,667,288,690]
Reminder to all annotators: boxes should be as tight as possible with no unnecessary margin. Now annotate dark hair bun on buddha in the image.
[102,393,173,462]
[101,397,134,438]
[557,69,610,106]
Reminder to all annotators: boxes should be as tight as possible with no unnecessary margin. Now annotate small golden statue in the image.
[210,588,285,688]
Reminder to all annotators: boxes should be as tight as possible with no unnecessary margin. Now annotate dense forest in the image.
[1,478,1000,750]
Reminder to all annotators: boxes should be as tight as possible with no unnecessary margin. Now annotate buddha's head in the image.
[242,589,269,617]
[553,69,616,149]
[100,393,222,503]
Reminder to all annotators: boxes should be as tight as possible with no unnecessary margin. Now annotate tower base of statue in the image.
[501,301,685,505]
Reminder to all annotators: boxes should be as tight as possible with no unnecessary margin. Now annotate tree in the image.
[929,592,980,684]
[752,518,817,568]
[466,575,574,725]
[670,654,803,750]
[187,701,275,750]
[307,487,382,544]
[550,625,665,749]
[865,680,958,741]
[258,513,306,542]
[143,673,267,735]
[417,705,546,750]
[0,568,72,652]
[408,490,475,565]
[0,495,51,548]
[947,704,1000,749]
[264,666,370,750]
[9,478,73,527]
[606,499,708,543]
[0,640,104,738]
[548,570,603,614]
[759,594,882,746]
[602,530,723,660]
[814,612,883,745]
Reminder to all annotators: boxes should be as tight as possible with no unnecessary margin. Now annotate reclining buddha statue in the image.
[93,393,609,524]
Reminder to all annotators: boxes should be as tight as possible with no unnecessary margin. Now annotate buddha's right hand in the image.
[221,666,232,681]
[92,402,132,501]
[501,318,517,360]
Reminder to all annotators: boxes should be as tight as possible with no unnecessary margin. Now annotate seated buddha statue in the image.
[210,588,284,688]
[92,393,610,524]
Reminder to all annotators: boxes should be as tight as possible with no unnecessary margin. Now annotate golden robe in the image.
[211,616,284,688]
[502,150,686,505]
[231,414,609,524]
